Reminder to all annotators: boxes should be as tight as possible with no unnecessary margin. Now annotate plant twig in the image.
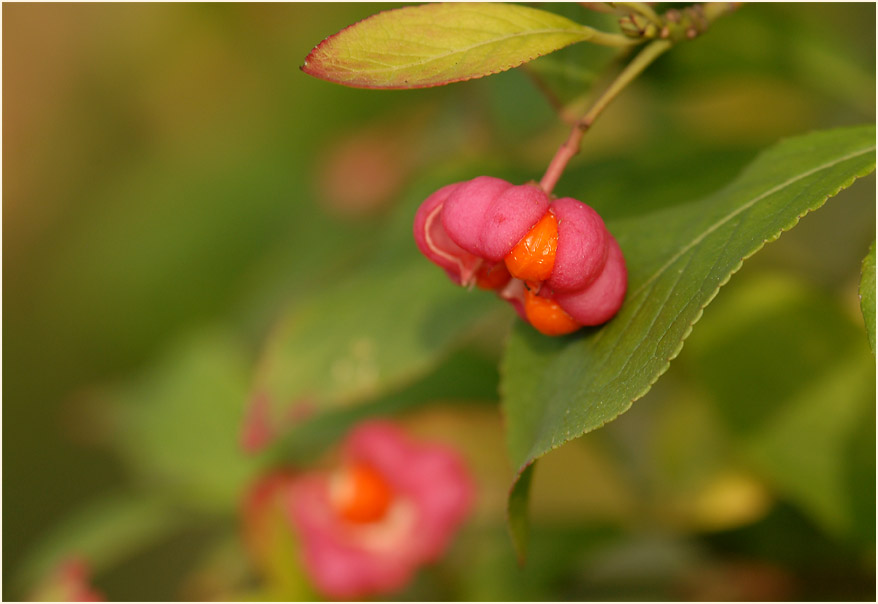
[519,64,575,125]
[579,24,646,48]
[613,2,663,27]
[578,2,622,15]
[539,39,670,194]
[539,2,740,194]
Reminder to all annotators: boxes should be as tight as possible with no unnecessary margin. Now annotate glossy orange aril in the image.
[504,211,558,283]
[523,289,581,336]
[331,463,394,524]
[474,262,512,290]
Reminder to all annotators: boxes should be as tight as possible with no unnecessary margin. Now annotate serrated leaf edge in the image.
[301,3,597,90]
[858,239,876,353]
[504,140,876,559]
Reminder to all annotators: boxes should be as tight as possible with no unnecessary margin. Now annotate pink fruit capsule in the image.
[414,178,627,333]
[440,177,549,261]
[546,197,609,293]
[554,236,627,326]
[413,182,482,285]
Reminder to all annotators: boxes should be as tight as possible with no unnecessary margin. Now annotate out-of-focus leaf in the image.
[302,3,630,89]
[703,504,875,600]
[240,474,318,602]
[686,273,875,538]
[249,259,502,452]
[595,373,772,534]
[665,4,876,118]
[451,524,622,601]
[506,464,534,563]
[522,3,624,109]
[16,493,180,592]
[502,125,876,557]
[177,533,256,602]
[746,357,874,536]
[459,525,702,601]
[524,42,621,107]
[272,348,501,464]
[111,331,261,511]
[859,240,875,352]
[248,163,514,453]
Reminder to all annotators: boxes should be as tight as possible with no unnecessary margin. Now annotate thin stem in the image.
[578,3,620,15]
[539,39,671,194]
[582,38,670,124]
[578,24,645,48]
[614,2,663,27]
[702,2,740,24]
[519,64,572,124]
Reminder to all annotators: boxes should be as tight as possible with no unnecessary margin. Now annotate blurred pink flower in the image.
[286,421,474,600]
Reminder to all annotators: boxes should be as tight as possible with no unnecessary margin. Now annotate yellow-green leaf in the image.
[302,3,631,89]
[859,241,875,352]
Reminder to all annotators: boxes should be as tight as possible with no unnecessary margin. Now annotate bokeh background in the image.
[4,3,876,601]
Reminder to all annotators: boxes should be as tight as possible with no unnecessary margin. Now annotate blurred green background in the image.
[3,3,875,601]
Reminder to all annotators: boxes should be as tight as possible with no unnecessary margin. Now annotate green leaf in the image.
[686,272,876,538]
[302,3,631,89]
[15,493,181,592]
[859,240,875,352]
[521,4,624,108]
[250,259,502,451]
[248,164,514,453]
[503,125,876,556]
[111,330,262,511]
[453,524,621,601]
[506,463,535,563]
[272,349,500,464]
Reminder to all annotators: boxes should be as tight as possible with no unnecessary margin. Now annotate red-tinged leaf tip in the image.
[301,3,593,89]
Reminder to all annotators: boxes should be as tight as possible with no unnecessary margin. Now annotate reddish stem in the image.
[539,118,591,195]
[538,39,671,195]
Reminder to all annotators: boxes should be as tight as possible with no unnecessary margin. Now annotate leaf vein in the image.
[628,145,876,302]
[327,27,586,74]
[607,240,700,390]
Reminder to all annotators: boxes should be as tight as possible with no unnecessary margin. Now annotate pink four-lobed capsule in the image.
[414,176,627,334]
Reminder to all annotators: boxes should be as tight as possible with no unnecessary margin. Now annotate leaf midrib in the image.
[627,144,876,301]
[328,26,590,75]
[523,141,876,463]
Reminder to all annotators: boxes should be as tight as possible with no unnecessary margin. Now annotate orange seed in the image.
[524,289,581,336]
[330,463,394,524]
[475,262,512,290]
[504,211,558,283]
